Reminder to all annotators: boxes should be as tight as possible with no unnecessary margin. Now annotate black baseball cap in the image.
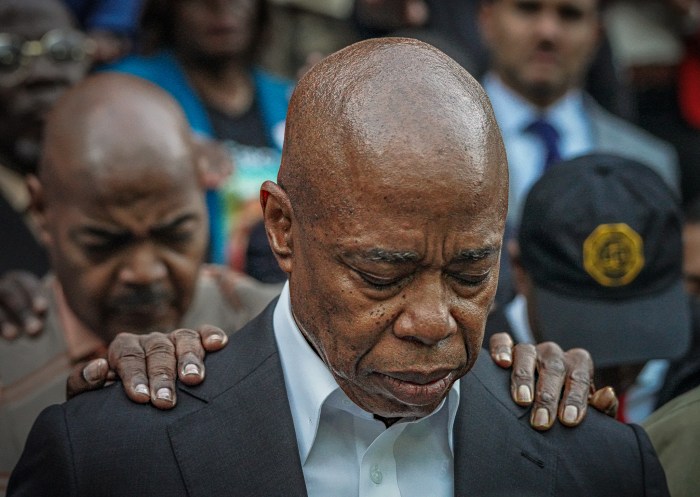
[518,153,691,367]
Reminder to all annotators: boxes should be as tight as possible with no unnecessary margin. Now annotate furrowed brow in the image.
[453,247,499,262]
[362,249,420,263]
[150,213,199,236]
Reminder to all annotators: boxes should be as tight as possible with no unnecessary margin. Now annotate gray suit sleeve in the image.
[7,405,75,497]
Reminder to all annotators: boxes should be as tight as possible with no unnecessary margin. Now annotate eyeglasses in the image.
[0,29,94,87]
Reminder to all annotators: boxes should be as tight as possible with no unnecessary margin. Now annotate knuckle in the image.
[568,368,592,385]
[540,357,566,375]
[109,344,146,361]
[144,333,176,355]
[537,341,564,356]
[170,328,200,341]
[538,390,557,405]
[513,367,533,382]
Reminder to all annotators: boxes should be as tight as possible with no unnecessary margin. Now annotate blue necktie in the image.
[526,118,561,171]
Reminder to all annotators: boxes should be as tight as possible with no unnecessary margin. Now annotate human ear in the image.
[26,174,52,247]
[260,180,294,274]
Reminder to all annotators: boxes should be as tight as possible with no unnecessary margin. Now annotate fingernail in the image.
[156,388,172,402]
[82,360,105,382]
[206,334,224,345]
[563,405,578,424]
[517,385,532,403]
[496,352,511,363]
[135,384,149,396]
[534,408,549,428]
[182,363,200,376]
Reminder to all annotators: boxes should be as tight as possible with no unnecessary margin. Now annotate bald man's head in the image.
[278,37,507,225]
[40,73,195,197]
[30,73,208,342]
[262,38,509,420]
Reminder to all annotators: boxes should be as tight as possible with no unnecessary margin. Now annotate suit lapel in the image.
[168,303,308,497]
[454,354,557,496]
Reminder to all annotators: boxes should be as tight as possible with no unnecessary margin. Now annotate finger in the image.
[1,314,19,340]
[107,333,151,404]
[66,358,110,399]
[169,328,206,386]
[143,332,178,409]
[557,348,593,426]
[510,343,537,406]
[198,324,228,352]
[489,332,514,367]
[589,386,619,418]
[531,342,567,431]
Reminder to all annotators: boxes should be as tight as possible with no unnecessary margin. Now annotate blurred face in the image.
[276,160,505,419]
[0,0,89,173]
[173,0,261,62]
[36,158,208,343]
[480,0,600,107]
[683,222,700,297]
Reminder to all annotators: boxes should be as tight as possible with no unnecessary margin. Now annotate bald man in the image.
[0,73,279,486]
[9,39,669,496]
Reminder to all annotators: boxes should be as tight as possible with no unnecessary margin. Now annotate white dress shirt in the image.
[483,73,594,225]
[273,282,460,497]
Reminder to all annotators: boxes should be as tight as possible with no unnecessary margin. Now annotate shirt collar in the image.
[273,281,461,463]
[483,72,585,134]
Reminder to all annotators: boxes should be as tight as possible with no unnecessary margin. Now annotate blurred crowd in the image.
[1,0,700,496]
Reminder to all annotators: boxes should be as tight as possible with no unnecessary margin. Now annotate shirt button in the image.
[370,464,383,484]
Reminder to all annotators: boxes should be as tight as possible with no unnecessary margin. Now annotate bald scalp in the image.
[279,37,508,223]
[40,73,196,199]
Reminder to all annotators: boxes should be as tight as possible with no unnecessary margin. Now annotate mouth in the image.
[375,369,455,406]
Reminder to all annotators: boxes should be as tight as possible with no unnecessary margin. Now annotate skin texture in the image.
[479,0,600,108]
[0,0,88,174]
[28,73,208,344]
[262,38,509,420]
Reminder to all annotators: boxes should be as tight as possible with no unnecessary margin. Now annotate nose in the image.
[534,11,563,40]
[118,244,168,286]
[392,276,458,346]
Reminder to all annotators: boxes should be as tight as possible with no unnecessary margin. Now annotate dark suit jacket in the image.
[9,303,669,496]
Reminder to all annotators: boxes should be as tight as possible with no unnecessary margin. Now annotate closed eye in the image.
[448,271,490,287]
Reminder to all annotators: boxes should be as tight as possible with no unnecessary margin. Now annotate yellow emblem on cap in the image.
[583,223,644,287]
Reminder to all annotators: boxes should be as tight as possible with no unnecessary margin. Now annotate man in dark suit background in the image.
[9,37,669,496]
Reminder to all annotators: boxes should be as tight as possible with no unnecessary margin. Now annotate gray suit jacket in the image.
[587,96,680,193]
[8,302,669,496]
